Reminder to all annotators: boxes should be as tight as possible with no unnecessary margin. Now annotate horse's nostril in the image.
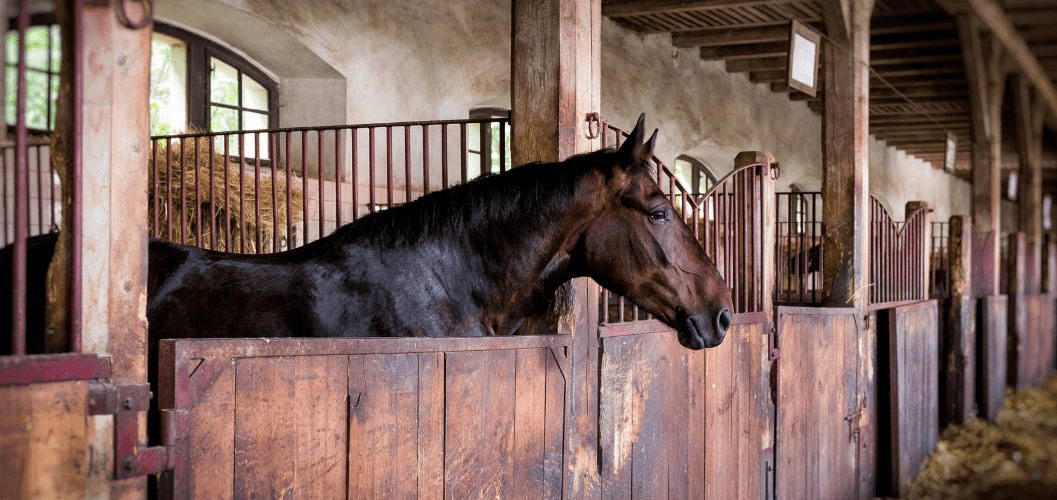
[717,308,732,332]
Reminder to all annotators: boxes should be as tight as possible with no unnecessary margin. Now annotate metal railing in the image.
[869,196,929,309]
[930,221,950,299]
[775,191,823,305]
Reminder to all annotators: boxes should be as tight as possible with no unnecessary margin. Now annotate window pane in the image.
[211,104,238,132]
[49,25,60,73]
[49,74,58,129]
[5,66,15,125]
[210,57,238,106]
[242,111,269,159]
[241,73,268,112]
[24,26,49,71]
[25,70,48,129]
[6,32,17,65]
[150,33,188,135]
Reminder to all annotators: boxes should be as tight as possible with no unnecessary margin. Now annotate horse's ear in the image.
[617,114,656,170]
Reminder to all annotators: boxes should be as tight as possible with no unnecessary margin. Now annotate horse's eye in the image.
[649,209,668,221]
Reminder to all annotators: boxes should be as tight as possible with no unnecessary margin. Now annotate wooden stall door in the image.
[977,296,1008,421]
[597,319,770,500]
[159,338,568,499]
[775,307,862,500]
[883,301,940,498]
[1009,293,1057,388]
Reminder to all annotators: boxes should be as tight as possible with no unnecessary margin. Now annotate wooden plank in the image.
[188,358,236,500]
[978,295,1008,421]
[666,340,690,500]
[889,301,940,497]
[704,325,736,500]
[687,347,706,498]
[631,334,667,499]
[602,0,800,17]
[599,336,632,500]
[0,381,87,500]
[234,357,296,500]
[348,353,420,500]
[292,355,348,499]
[445,350,516,499]
[672,23,791,47]
[513,348,548,499]
[543,348,566,499]
[417,353,444,499]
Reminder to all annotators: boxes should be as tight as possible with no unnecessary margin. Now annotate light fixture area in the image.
[787,20,822,97]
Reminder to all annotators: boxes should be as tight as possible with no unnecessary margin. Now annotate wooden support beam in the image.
[870,13,956,35]
[750,69,787,83]
[820,0,874,312]
[603,0,799,17]
[672,23,790,48]
[511,2,601,498]
[700,42,787,61]
[1013,74,1045,293]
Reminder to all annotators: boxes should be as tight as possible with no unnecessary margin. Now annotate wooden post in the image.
[820,0,873,312]
[511,1,601,497]
[1044,232,1057,293]
[80,2,152,497]
[1013,75,1045,294]
[945,216,975,425]
[1007,232,1027,388]
[956,12,1007,297]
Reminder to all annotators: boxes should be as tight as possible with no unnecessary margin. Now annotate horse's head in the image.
[582,115,733,349]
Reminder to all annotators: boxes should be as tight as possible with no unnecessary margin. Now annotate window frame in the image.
[5,13,60,134]
[153,23,278,134]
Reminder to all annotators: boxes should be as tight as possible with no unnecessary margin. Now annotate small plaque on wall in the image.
[1044,194,1052,230]
[1006,172,1019,202]
[787,20,822,97]
[943,132,956,173]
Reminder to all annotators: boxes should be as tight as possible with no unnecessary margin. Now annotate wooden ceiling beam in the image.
[870,36,960,52]
[942,0,1057,126]
[672,23,791,48]
[700,42,787,61]
[869,13,956,35]
[725,56,785,73]
[749,69,787,83]
[602,0,799,17]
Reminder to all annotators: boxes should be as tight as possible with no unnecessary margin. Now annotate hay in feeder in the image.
[147,133,304,253]
[907,373,1057,499]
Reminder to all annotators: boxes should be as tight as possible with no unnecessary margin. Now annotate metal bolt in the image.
[123,456,136,471]
[123,398,134,410]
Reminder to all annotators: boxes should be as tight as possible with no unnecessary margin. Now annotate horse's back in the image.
[0,232,59,354]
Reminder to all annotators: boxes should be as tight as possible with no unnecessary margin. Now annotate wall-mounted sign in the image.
[1044,194,1052,230]
[944,132,957,173]
[1007,172,1019,202]
[787,20,822,97]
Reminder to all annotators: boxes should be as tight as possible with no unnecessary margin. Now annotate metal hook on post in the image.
[585,112,601,140]
[112,0,153,30]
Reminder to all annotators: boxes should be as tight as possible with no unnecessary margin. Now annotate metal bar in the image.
[301,131,308,243]
[335,129,342,229]
[238,134,246,252]
[194,136,201,248]
[208,135,215,250]
[11,0,28,354]
[36,146,43,235]
[499,120,506,173]
[442,125,448,190]
[285,132,293,247]
[272,132,279,252]
[369,128,376,213]
[150,117,520,140]
[71,0,82,350]
[255,133,262,253]
[422,126,429,196]
[3,149,8,245]
[461,123,467,183]
[224,135,231,251]
[405,126,411,204]
[180,137,187,245]
[351,129,358,221]
[152,139,159,238]
[166,138,173,242]
[318,129,324,240]
[386,127,393,209]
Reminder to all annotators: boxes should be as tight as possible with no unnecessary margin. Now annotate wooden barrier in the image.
[1007,233,1057,389]
[878,300,940,498]
[943,216,974,425]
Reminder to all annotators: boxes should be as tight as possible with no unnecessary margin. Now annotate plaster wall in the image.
[869,137,972,223]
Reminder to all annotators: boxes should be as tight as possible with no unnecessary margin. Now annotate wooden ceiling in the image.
[602,0,1057,186]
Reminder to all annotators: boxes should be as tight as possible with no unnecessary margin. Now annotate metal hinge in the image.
[844,394,868,444]
[88,381,187,479]
[768,324,780,360]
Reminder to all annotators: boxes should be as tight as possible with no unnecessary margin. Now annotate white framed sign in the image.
[787,20,822,97]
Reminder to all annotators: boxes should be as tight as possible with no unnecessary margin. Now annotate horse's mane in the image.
[326,147,619,248]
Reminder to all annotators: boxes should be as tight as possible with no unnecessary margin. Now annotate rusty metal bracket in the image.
[88,381,186,479]
[112,0,153,30]
[585,112,602,139]
[767,324,780,360]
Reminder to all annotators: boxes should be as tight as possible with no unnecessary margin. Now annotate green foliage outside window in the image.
[5,25,60,131]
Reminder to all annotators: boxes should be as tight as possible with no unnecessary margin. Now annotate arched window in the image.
[674,155,716,200]
[150,23,278,157]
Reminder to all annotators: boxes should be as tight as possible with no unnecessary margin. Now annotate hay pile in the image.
[148,134,304,253]
[907,373,1057,499]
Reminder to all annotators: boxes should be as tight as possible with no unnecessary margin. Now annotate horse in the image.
[1,115,733,356]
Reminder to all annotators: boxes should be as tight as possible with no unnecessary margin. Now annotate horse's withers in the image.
[579,115,733,349]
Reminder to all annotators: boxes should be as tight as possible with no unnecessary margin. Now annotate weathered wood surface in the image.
[598,320,768,500]
[977,295,1008,421]
[0,380,88,500]
[160,339,568,499]
[944,216,975,425]
[885,301,940,498]
[775,307,861,500]
[1008,293,1057,389]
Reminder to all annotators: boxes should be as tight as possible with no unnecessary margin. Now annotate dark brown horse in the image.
[2,115,732,353]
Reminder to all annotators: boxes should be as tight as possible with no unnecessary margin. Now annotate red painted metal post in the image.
[239,133,246,252]
[285,131,293,247]
[386,126,393,209]
[317,130,324,241]
[334,129,342,229]
[404,125,411,204]
[11,0,28,354]
[152,139,159,238]
[194,135,202,248]
[422,126,429,196]
[369,128,376,213]
[271,132,279,252]
[255,132,263,253]
[71,0,83,351]
[350,129,358,222]
[208,136,216,250]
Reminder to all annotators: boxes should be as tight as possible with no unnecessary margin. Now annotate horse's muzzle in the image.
[682,308,730,350]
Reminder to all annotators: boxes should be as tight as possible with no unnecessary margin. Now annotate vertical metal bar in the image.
[208,135,216,250]
[271,132,279,252]
[301,131,308,244]
[499,120,506,173]
[224,135,231,251]
[404,125,411,204]
[460,123,468,183]
[239,133,246,253]
[285,131,293,247]
[335,128,342,229]
[317,129,324,240]
[71,0,84,351]
[11,0,29,354]
[152,139,159,238]
[386,127,394,209]
[194,136,202,248]
[255,133,262,252]
[351,129,358,221]
[369,127,376,213]
[480,120,489,175]
[36,146,43,234]
[422,126,429,196]
[442,125,449,190]
[166,138,173,242]
[2,148,8,245]
[180,137,187,245]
